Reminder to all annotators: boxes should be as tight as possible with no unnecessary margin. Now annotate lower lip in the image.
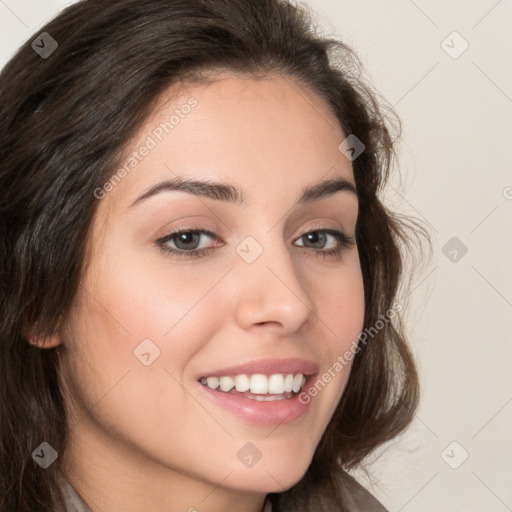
[197,375,318,425]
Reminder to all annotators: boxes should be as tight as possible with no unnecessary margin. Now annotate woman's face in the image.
[56,72,364,511]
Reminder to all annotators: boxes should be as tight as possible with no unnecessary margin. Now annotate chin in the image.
[225,453,312,494]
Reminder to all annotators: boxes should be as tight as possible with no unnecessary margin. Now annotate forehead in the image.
[101,71,354,211]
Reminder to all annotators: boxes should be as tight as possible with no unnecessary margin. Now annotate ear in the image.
[26,330,62,349]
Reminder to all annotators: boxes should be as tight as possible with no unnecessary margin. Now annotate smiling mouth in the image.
[198,372,308,401]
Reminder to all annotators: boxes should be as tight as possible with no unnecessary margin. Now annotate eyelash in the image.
[155,227,356,261]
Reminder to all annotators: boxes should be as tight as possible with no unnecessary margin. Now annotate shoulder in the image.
[335,470,389,512]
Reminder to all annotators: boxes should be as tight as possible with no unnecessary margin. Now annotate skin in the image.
[38,71,365,512]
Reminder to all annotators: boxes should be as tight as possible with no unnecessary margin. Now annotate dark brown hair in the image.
[0,0,431,510]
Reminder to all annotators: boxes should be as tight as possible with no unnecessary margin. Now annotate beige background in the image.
[1,1,511,510]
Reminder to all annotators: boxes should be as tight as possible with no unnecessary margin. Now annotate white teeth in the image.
[284,374,294,392]
[234,374,250,392]
[201,372,306,395]
[292,374,304,393]
[268,374,285,394]
[250,374,268,394]
[219,376,235,392]
[206,377,219,389]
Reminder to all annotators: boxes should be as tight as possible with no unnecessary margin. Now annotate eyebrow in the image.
[129,175,358,208]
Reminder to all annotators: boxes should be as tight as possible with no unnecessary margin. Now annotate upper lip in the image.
[197,358,319,379]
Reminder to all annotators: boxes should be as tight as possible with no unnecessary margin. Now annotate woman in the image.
[0,0,430,510]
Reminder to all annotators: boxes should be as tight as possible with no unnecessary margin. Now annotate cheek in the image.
[62,245,229,411]
[59,267,224,473]
[85,245,226,353]
[309,255,365,396]
[316,254,365,347]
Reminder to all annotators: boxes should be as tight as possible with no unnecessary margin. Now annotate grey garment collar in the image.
[339,471,390,512]
[58,473,93,512]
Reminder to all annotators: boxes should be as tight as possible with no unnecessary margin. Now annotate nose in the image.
[232,237,316,335]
